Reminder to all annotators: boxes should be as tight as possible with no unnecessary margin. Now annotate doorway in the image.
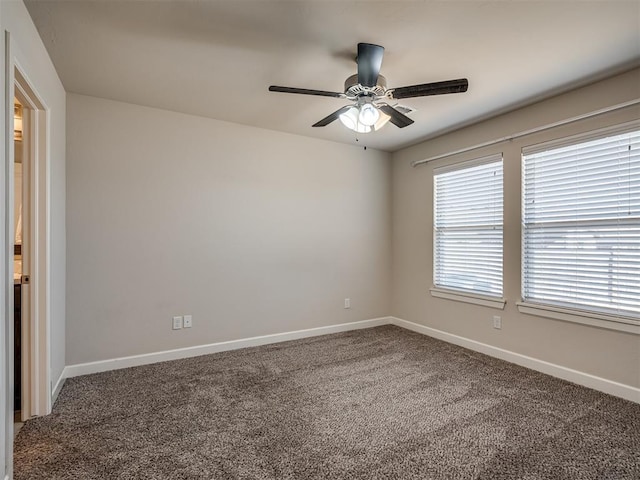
[12,93,33,427]
[13,98,24,426]
[10,66,50,424]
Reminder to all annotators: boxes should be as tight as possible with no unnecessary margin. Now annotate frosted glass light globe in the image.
[339,106,372,133]
[358,103,380,126]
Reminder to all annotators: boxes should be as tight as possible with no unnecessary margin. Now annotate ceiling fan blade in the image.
[390,78,469,100]
[378,104,415,128]
[269,86,345,98]
[312,106,353,127]
[357,43,384,88]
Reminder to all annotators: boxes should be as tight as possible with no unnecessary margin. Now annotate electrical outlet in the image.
[493,315,502,330]
[344,298,351,309]
[172,316,183,330]
[183,315,193,328]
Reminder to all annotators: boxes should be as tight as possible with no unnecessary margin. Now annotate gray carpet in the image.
[13,325,640,479]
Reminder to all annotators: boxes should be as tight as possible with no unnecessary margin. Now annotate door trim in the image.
[13,65,51,419]
[2,28,12,480]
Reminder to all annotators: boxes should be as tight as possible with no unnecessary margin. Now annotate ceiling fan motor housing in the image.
[344,74,387,99]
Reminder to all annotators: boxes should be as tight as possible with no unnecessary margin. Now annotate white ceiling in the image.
[25,1,640,152]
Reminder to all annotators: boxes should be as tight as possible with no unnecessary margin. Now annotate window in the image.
[522,124,640,322]
[433,154,503,300]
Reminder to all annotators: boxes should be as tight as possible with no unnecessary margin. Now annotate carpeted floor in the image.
[13,325,640,479]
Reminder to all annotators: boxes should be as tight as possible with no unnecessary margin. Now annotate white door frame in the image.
[12,56,51,420]
[2,28,12,480]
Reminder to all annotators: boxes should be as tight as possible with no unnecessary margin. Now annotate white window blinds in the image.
[522,125,640,319]
[434,155,503,297]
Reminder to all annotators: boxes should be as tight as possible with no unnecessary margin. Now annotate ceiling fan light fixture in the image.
[373,111,391,131]
[358,102,380,126]
[339,106,372,133]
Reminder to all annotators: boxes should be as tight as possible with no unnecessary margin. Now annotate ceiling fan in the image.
[269,43,468,134]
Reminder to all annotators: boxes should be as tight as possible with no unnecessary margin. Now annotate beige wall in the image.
[66,94,391,365]
[391,68,640,388]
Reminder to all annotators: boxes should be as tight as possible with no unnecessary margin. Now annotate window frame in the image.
[431,154,506,309]
[519,120,640,334]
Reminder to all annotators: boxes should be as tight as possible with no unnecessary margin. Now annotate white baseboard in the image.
[61,315,639,405]
[390,317,640,404]
[64,317,392,379]
[51,370,67,405]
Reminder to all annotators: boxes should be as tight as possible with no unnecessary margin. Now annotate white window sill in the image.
[517,302,640,335]
[430,287,506,309]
